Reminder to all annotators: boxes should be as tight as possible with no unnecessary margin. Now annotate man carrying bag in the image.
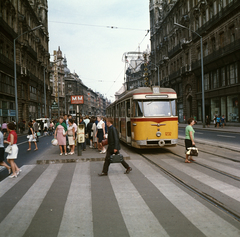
[98,117,132,176]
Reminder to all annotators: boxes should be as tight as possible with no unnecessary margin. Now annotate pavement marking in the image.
[162,159,240,202]
[197,158,240,177]
[0,164,63,237]
[109,164,169,237]
[195,132,204,134]
[58,162,93,237]
[132,160,240,237]
[217,135,236,138]
[0,165,36,198]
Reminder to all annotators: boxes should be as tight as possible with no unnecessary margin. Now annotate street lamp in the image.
[14,25,42,131]
[174,23,205,128]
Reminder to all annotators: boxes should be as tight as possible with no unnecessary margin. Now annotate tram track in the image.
[138,151,240,223]
[164,145,240,182]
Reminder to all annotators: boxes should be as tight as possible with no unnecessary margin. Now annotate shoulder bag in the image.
[5,145,12,154]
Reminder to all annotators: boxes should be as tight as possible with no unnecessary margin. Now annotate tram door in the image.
[126,99,131,144]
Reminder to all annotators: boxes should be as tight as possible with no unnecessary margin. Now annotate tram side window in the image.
[123,102,126,117]
[127,100,130,117]
[171,100,177,116]
[133,100,143,117]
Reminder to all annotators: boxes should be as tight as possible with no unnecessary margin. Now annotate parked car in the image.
[36,118,50,131]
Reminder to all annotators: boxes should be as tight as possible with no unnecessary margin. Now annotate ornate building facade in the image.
[150,0,240,124]
[0,0,50,123]
[50,47,108,118]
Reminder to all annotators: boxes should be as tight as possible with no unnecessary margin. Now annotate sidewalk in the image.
[36,144,130,165]
[178,123,240,134]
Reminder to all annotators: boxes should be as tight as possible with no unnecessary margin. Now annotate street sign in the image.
[71,95,84,104]
[51,101,58,110]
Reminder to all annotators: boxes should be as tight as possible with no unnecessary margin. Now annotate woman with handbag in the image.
[67,119,75,155]
[95,116,106,154]
[54,116,67,156]
[0,129,11,174]
[185,117,196,163]
[27,122,38,151]
[4,122,21,178]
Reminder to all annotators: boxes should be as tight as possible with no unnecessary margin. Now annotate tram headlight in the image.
[156,131,161,137]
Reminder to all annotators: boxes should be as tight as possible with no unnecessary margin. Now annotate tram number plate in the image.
[165,132,172,136]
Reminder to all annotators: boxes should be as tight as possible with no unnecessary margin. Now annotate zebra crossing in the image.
[0,160,240,237]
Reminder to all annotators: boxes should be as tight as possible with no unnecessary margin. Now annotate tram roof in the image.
[110,87,177,106]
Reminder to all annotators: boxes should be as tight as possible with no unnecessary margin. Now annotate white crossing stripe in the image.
[217,135,235,138]
[109,165,169,237]
[0,164,63,237]
[0,165,36,198]
[132,160,240,237]
[58,162,93,237]
[162,159,240,201]
[197,158,240,178]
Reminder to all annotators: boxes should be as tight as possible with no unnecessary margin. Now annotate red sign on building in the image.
[71,95,84,104]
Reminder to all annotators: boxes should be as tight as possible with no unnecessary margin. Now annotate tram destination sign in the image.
[71,95,84,104]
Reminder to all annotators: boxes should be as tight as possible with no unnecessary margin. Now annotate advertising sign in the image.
[71,95,84,104]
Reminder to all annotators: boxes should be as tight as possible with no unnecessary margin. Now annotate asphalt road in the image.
[1,132,240,236]
[178,127,240,146]
[0,134,54,181]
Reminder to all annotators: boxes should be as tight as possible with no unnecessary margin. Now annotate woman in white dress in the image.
[4,122,21,178]
[67,119,75,155]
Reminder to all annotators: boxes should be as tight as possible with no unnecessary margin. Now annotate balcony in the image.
[193,0,240,40]
[169,69,181,81]
[27,45,37,59]
[0,18,18,39]
[168,43,181,58]
[192,38,240,70]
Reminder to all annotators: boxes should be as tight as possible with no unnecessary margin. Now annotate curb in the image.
[37,156,131,165]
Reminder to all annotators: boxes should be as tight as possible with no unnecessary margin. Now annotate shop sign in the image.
[9,110,16,116]
[71,95,84,104]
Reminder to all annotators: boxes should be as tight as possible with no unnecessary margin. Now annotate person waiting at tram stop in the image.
[185,117,196,163]
[98,117,132,176]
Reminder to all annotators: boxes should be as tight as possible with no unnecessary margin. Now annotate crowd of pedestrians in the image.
[53,114,109,156]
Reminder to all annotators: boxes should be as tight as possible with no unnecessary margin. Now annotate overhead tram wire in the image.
[49,21,148,32]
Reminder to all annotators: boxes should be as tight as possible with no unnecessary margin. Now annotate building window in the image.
[229,62,238,84]
[204,43,208,56]
[30,86,37,100]
[204,73,210,91]
[220,67,226,86]
[6,45,9,58]
[211,70,219,89]
[219,33,224,47]
[231,33,235,43]
[221,97,226,118]
[227,95,239,122]
[211,98,220,119]
[226,63,238,85]
[211,37,216,52]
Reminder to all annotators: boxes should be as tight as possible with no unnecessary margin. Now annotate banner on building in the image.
[71,95,84,104]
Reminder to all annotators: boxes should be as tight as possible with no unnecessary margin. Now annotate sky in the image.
[48,0,150,101]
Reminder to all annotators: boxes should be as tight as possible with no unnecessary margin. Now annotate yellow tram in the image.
[106,86,178,149]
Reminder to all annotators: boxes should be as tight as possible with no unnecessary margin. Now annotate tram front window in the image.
[143,100,173,117]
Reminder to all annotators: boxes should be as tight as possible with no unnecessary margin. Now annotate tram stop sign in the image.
[51,101,58,110]
[71,95,84,104]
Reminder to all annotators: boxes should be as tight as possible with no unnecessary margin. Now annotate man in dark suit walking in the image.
[98,117,132,176]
